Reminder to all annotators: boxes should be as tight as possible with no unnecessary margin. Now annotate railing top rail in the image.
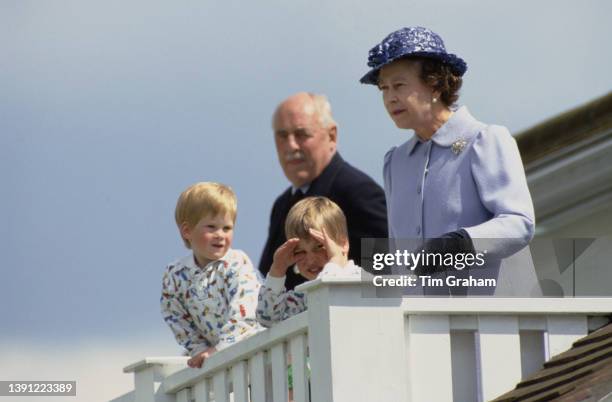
[298,276,612,314]
[398,297,612,314]
[162,312,308,394]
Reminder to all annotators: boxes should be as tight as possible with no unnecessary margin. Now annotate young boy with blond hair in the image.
[256,196,362,327]
[161,182,263,368]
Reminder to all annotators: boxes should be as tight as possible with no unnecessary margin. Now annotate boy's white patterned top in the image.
[256,261,361,327]
[161,249,264,356]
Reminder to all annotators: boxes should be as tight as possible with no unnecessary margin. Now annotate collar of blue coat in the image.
[406,106,483,155]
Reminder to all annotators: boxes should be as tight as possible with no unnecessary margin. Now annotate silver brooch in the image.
[451,138,467,155]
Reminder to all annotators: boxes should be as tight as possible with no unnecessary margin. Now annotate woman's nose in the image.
[385,90,397,104]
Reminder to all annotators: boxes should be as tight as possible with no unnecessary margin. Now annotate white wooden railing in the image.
[111,277,612,402]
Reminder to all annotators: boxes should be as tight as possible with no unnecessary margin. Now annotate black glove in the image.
[413,229,475,276]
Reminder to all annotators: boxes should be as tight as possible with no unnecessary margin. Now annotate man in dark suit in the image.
[259,92,388,290]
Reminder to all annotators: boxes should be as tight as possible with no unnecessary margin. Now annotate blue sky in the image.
[1,1,611,400]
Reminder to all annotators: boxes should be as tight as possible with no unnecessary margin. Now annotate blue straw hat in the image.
[360,26,467,85]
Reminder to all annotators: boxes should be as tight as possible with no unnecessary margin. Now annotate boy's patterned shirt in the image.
[256,274,308,328]
[161,249,264,356]
[256,261,361,327]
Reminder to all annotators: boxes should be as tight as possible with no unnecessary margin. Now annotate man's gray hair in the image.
[272,92,338,130]
[307,93,337,129]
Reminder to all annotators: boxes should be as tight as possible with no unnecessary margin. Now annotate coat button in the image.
[416,226,421,235]
[417,185,422,194]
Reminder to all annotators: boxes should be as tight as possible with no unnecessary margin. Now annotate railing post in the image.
[406,315,453,401]
[299,277,409,402]
[124,358,188,402]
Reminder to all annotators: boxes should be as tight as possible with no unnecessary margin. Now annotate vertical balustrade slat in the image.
[450,331,478,402]
[546,316,587,359]
[213,370,229,402]
[406,314,453,402]
[231,361,249,402]
[289,334,309,402]
[477,316,521,401]
[248,352,267,402]
[270,343,288,402]
[520,330,546,379]
[193,380,210,402]
[176,388,191,402]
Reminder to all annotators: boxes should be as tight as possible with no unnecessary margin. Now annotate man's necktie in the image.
[289,189,305,208]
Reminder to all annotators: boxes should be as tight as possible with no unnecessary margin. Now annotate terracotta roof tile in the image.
[493,323,612,402]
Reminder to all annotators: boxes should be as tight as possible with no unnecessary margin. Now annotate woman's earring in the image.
[432,97,438,103]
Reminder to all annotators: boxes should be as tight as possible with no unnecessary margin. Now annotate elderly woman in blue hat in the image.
[361,27,537,295]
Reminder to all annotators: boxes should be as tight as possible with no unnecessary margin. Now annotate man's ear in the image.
[328,125,338,144]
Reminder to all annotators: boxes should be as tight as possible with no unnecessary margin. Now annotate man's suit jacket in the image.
[259,152,388,290]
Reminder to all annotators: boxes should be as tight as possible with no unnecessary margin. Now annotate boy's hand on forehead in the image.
[308,228,348,267]
[269,238,305,278]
